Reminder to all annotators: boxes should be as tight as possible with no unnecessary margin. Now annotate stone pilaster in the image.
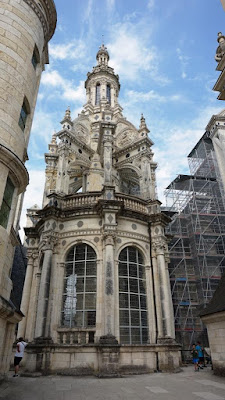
[102,126,114,185]
[35,235,56,338]
[17,250,37,338]
[152,236,175,340]
[102,233,116,337]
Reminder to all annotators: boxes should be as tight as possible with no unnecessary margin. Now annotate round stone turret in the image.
[96,43,110,66]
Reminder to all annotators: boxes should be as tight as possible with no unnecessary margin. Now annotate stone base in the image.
[19,341,181,376]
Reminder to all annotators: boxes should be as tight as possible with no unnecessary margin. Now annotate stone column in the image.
[145,264,157,344]
[34,236,55,338]
[103,131,113,185]
[17,251,37,338]
[25,265,40,341]
[151,253,163,339]
[152,238,175,339]
[103,233,116,337]
[50,262,65,343]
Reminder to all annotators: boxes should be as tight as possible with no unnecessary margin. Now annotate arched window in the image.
[62,244,97,328]
[106,84,111,104]
[119,246,148,344]
[95,83,100,105]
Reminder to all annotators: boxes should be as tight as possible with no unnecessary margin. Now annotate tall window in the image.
[18,97,30,131]
[95,83,100,105]
[106,84,111,104]
[119,246,148,344]
[31,44,40,69]
[0,177,15,229]
[62,244,97,328]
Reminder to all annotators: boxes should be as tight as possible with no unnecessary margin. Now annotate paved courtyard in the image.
[1,366,225,400]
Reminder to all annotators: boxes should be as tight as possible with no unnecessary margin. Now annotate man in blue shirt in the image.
[196,341,204,369]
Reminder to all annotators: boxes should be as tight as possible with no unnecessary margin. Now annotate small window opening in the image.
[95,83,100,105]
[0,177,15,229]
[107,84,111,104]
[31,45,40,69]
[18,97,30,131]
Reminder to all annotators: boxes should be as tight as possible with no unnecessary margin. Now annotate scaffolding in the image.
[165,132,225,351]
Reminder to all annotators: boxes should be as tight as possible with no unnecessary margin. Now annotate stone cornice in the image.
[23,0,57,43]
[0,144,29,193]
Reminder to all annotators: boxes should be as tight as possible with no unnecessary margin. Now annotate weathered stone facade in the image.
[0,0,56,377]
[19,45,181,375]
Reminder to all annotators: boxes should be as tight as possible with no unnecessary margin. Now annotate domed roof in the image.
[96,44,110,61]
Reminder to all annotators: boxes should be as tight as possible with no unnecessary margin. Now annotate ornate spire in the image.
[51,131,57,144]
[215,32,225,62]
[96,43,109,66]
[139,114,150,134]
[64,106,71,121]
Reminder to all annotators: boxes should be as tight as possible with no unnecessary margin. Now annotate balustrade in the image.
[57,329,95,345]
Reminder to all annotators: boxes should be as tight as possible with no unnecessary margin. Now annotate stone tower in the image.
[20,44,181,374]
[0,0,56,377]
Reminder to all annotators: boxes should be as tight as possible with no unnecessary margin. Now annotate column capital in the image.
[103,232,116,245]
[41,232,57,251]
[152,237,167,255]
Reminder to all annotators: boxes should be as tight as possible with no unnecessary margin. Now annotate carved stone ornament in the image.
[116,129,135,148]
[103,233,116,246]
[42,233,57,251]
[152,238,167,254]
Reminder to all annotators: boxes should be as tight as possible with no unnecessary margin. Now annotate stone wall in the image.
[202,312,225,376]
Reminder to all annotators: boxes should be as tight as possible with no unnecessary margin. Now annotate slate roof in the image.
[200,271,225,317]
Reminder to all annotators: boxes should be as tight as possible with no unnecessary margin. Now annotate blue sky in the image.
[20,0,225,235]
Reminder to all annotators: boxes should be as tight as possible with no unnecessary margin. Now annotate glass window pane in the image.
[119,309,129,326]
[86,261,96,276]
[129,264,137,278]
[67,249,74,262]
[76,294,83,310]
[119,293,129,308]
[86,277,96,292]
[119,262,128,277]
[87,246,96,259]
[119,278,128,292]
[120,328,130,344]
[119,248,127,261]
[142,328,149,344]
[131,328,140,344]
[129,278,138,293]
[139,266,145,279]
[130,294,139,309]
[85,311,96,326]
[131,310,140,326]
[139,279,146,294]
[65,263,73,276]
[74,262,85,276]
[76,278,84,292]
[75,245,85,260]
[128,248,137,263]
[85,293,96,309]
[141,311,148,327]
[74,311,83,327]
[140,295,147,309]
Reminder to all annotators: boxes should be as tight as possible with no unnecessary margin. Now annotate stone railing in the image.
[48,191,150,215]
[57,328,96,345]
[115,194,149,215]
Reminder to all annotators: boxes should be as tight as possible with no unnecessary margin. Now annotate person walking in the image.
[191,344,199,371]
[13,337,27,377]
[196,341,204,369]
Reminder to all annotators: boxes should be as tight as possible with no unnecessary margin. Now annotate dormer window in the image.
[31,45,40,69]
[18,97,30,131]
[95,83,100,105]
[107,84,111,104]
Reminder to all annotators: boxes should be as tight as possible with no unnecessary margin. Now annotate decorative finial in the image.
[51,130,57,144]
[64,106,71,121]
[139,113,150,134]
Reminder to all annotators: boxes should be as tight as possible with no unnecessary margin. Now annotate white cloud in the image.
[147,0,155,10]
[107,21,169,84]
[176,47,190,79]
[124,89,186,104]
[41,70,86,104]
[49,40,87,61]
